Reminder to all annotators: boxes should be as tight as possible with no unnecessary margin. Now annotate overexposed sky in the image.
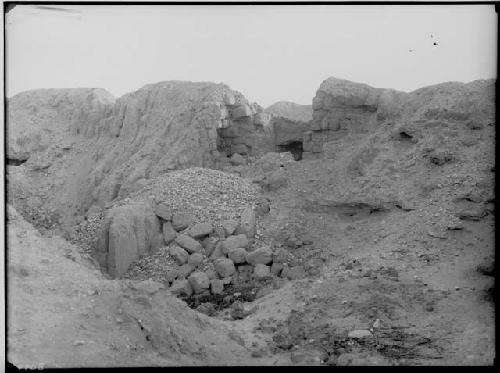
[5,4,497,106]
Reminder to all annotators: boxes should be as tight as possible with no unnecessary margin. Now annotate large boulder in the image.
[96,202,163,278]
[187,222,213,239]
[187,253,204,268]
[221,234,249,253]
[162,221,177,244]
[169,245,189,265]
[172,213,195,232]
[228,248,247,264]
[175,234,203,254]
[154,203,173,221]
[246,246,273,265]
[188,271,210,294]
[177,264,196,279]
[214,258,236,278]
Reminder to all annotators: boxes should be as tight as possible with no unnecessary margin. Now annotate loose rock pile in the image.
[75,165,324,309]
[105,166,287,300]
[71,167,273,282]
[124,201,280,300]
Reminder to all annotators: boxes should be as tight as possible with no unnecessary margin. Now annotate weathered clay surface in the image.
[7,88,115,161]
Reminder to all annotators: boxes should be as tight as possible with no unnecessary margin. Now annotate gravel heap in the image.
[123,167,261,227]
[69,212,104,255]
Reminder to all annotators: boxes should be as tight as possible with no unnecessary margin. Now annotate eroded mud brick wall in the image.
[304,78,398,156]
[216,93,275,158]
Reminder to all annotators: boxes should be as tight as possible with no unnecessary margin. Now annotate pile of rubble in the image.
[123,202,288,300]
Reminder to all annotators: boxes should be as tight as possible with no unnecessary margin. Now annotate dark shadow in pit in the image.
[180,283,258,312]
[277,141,303,161]
[179,276,278,318]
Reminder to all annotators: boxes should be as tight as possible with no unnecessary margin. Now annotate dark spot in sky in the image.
[433,42,438,46]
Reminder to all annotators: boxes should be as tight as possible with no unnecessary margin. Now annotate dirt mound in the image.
[7,88,115,162]
[265,101,313,122]
[404,79,496,123]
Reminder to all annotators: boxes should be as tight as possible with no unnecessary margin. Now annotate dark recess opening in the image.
[277,141,303,161]
[7,158,27,166]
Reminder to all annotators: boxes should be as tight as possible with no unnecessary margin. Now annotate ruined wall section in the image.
[216,96,275,162]
[304,77,495,158]
[304,78,399,157]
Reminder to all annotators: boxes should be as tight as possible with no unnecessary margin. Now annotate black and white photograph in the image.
[3,1,497,367]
